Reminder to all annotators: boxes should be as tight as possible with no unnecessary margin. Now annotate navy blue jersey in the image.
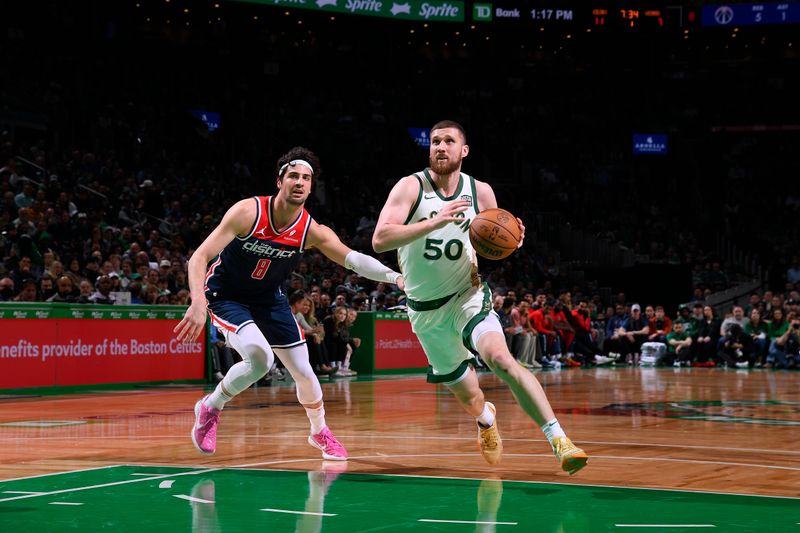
[205,196,312,305]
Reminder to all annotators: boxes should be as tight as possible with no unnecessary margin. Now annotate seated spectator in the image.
[14,278,39,301]
[39,273,56,301]
[689,303,705,336]
[513,299,541,368]
[744,292,762,317]
[550,300,575,361]
[10,255,36,288]
[673,304,693,333]
[88,275,116,304]
[744,308,768,367]
[76,279,94,303]
[621,303,650,365]
[344,308,362,376]
[0,275,15,301]
[693,305,721,366]
[570,298,602,366]
[719,305,750,342]
[291,291,332,375]
[766,309,798,369]
[496,295,515,351]
[647,306,672,344]
[666,321,693,367]
[47,275,77,302]
[717,323,750,368]
[323,306,354,376]
[603,304,629,360]
[530,298,562,368]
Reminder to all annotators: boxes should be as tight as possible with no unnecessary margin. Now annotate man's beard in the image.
[429,155,460,176]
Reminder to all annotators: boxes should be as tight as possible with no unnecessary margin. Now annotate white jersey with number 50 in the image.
[397,169,482,302]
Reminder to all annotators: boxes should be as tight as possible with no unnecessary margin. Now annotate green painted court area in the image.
[0,466,794,531]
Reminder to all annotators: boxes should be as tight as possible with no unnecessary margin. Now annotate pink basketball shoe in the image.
[191,396,221,455]
[308,427,348,461]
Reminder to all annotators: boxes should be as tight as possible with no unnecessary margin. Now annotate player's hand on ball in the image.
[432,200,469,228]
[517,217,526,248]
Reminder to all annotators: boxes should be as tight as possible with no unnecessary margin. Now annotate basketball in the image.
[469,208,522,260]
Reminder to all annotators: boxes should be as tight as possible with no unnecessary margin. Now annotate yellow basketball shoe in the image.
[552,436,589,475]
[477,402,503,465]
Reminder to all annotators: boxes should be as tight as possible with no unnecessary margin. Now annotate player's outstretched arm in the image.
[174,199,254,342]
[307,221,404,290]
[372,175,469,253]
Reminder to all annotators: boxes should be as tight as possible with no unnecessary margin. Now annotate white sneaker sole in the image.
[307,436,348,461]
[191,399,215,455]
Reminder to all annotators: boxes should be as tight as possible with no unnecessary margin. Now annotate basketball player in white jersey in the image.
[175,146,403,460]
[373,120,588,474]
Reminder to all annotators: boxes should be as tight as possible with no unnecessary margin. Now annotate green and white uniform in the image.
[398,169,494,383]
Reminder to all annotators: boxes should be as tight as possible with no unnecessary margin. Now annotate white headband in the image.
[279,159,314,176]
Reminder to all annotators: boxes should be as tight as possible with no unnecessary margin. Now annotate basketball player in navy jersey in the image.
[174,147,404,459]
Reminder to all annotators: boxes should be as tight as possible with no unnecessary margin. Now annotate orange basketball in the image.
[469,208,522,260]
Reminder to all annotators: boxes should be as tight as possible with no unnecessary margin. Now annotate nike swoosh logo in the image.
[424,194,436,199]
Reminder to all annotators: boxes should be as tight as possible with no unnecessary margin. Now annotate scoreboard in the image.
[701,3,800,27]
[472,3,696,29]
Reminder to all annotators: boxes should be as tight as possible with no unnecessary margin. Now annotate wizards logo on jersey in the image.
[205,196,311,304]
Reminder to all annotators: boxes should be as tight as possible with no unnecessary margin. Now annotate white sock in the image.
[305,405,327,435]
[541,419,566,445]
[205,384,232,411]
[476,402,496,428]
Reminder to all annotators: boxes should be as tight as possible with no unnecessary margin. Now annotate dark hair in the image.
[276,146,321,180]
[289,290,306,306]
[430,120,467,144]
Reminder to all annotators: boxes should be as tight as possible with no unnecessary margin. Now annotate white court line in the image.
[0,464,118,484]
[0,468,217,503]
[130,473,158,476]
[3,491,44,494]
[616,525,715,528]
[159,480,175,489]
[419,519,517,525]
[174,494,214,504]
[261,508,336,517]
[49,502,83,506]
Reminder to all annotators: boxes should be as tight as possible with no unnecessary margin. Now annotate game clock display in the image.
[593,7,666,28]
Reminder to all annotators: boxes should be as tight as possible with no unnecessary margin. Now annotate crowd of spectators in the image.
[494,287,800,371]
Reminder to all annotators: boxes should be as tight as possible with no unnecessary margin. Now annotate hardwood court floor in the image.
[0,367,798,530]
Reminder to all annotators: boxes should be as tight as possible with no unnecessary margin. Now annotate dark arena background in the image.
[0,1,798,531]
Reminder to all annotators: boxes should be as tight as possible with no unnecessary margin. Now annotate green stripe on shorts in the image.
[461,282,493,354]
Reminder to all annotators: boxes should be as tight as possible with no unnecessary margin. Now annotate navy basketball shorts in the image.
[207,296,305,349]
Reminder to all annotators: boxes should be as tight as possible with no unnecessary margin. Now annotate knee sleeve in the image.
[222,324,274,396]
[274,345,323,405]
